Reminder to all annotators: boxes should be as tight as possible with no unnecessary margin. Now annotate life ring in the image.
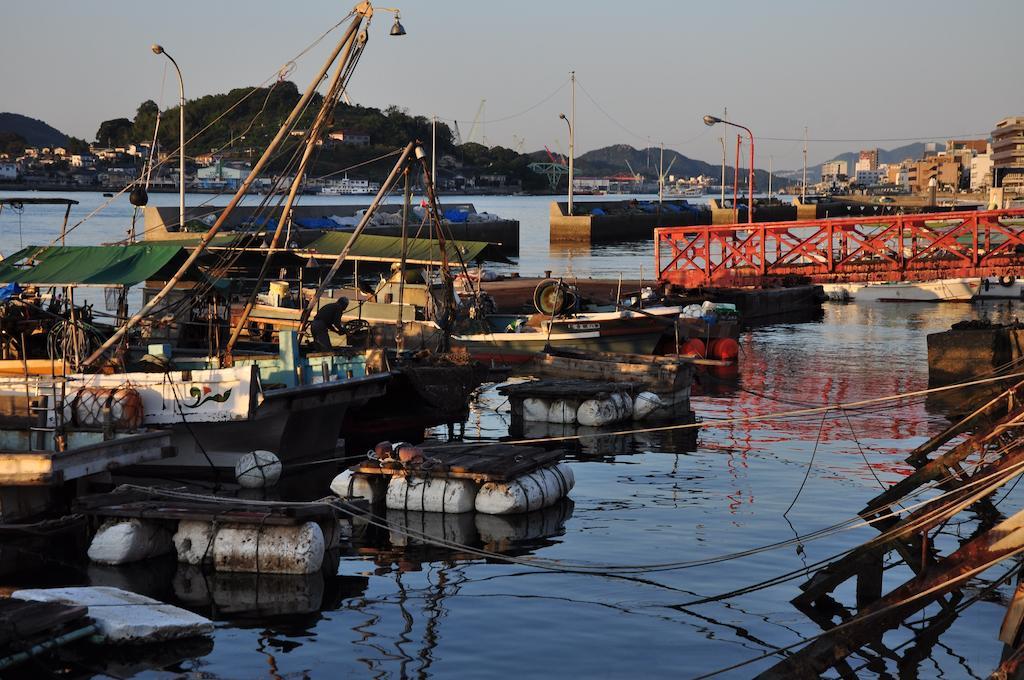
[1000,275,1016,287]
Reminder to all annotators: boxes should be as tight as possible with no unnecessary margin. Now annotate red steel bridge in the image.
[655,208,1024,288]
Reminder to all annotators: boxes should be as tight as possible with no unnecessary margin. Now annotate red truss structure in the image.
[655,208,1024,288]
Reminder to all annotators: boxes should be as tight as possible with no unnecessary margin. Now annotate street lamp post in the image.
[704,114,755,225]
[152,44,185,230]
[559,112,573,216]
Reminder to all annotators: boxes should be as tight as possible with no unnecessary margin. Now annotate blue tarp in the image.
[294,217,339,229]
[590,207,606,216]
[0,282,21,301]
[443,209,469,223]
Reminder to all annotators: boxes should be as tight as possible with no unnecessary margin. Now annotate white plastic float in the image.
[173,520,326,575]
[385,475,478,513]
[87,518,175,565]
[475,463,575,515]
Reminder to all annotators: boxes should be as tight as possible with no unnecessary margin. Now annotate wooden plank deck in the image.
[498,379,634,400]
[350,444,564,482]
[0,597,88,647]
[74,487,365,525]
[0,431,174,486]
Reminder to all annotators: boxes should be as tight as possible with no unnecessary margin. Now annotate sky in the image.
[2,0,1022,171]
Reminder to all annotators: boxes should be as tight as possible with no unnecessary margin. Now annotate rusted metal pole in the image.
[80,12,366,369]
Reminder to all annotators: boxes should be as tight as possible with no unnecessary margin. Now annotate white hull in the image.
[824,277,1024,303]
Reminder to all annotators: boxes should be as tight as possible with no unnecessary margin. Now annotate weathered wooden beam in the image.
[905,380,1024,466]
[761,507,1024,679]
[0,432,172,486]
[796,444,1024,606]
[863,413,1024,518]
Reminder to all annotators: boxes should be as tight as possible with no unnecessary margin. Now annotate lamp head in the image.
[151,44,164,55]
[703,115,722,127]
[389,13,406,36]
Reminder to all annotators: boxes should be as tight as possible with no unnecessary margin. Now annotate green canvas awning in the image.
[304,232,505,265]
[0,245,189,286]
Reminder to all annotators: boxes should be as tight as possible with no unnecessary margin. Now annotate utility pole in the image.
[769,155,773,198]
[431,114,437,188]
[719,137,726,204]
[802,126,808,199]
[659,143,664,204]
[568,70,575,215]
[721,107,728,204]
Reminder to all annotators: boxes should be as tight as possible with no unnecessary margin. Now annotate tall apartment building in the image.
[992,117,1024,193]
[858,148,879,171]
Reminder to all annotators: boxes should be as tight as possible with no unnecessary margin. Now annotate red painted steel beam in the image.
[655,208,1024,288]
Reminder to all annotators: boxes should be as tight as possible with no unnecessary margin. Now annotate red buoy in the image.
[679,338,706,358]
[708,337,740,361]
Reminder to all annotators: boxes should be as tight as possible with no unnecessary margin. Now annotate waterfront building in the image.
[908,157,959,192]
[327,130,371,146]
[0,161,18,181]
[946,139,988,155]
[853,168,886,186]
[858,148,879,171]
[821,160,847,183]
[992,116,1024,194]
[971,145,994,191]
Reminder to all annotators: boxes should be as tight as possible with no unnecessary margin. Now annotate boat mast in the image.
[224,18,367,361]
[80,4,375,370]
[297,142,418,335]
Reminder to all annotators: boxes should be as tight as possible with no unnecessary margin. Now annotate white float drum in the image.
[475,463,575,515]
[234,450,282,489]
[385,475,478,513]
[576,398,620,427]
[633,391,665,420]
[330,469,386,504]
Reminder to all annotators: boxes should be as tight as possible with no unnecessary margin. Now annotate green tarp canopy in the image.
[0,245,189,286]
[304,232,505,264]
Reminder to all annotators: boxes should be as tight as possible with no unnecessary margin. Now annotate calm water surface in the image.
[2,191,1022,678]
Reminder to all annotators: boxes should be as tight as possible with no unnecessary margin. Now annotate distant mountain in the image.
[0,113,68,147]
[777,142,935,182]
[538,143,793,188]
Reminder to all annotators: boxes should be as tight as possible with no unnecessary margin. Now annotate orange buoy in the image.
[708,337,740,361]
[679,338,706,358]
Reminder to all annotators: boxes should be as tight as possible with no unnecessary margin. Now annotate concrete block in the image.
[13,586,213,643]
[88,519,174,565]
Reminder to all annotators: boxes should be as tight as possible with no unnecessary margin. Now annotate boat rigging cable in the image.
[226,13,374,358]
[79,7,375,369]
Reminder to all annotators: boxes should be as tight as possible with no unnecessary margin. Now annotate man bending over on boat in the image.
[311,297,349,350]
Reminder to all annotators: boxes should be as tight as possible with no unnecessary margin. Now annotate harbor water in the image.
[2,191,1023,677]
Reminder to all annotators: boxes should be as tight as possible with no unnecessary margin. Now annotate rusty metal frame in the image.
[655,208,1024,288]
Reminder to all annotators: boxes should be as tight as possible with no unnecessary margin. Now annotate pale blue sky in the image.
[2,0,1021,169]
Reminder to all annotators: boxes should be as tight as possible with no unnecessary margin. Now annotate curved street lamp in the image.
[559,112,573,215]
[704,114,755,224]
[152,44,185,230]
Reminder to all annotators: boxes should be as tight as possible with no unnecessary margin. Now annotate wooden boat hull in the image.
[527,348,695,393]
[452,328,664,364]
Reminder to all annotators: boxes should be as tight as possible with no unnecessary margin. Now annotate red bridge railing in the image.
[655,208,1024,288]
